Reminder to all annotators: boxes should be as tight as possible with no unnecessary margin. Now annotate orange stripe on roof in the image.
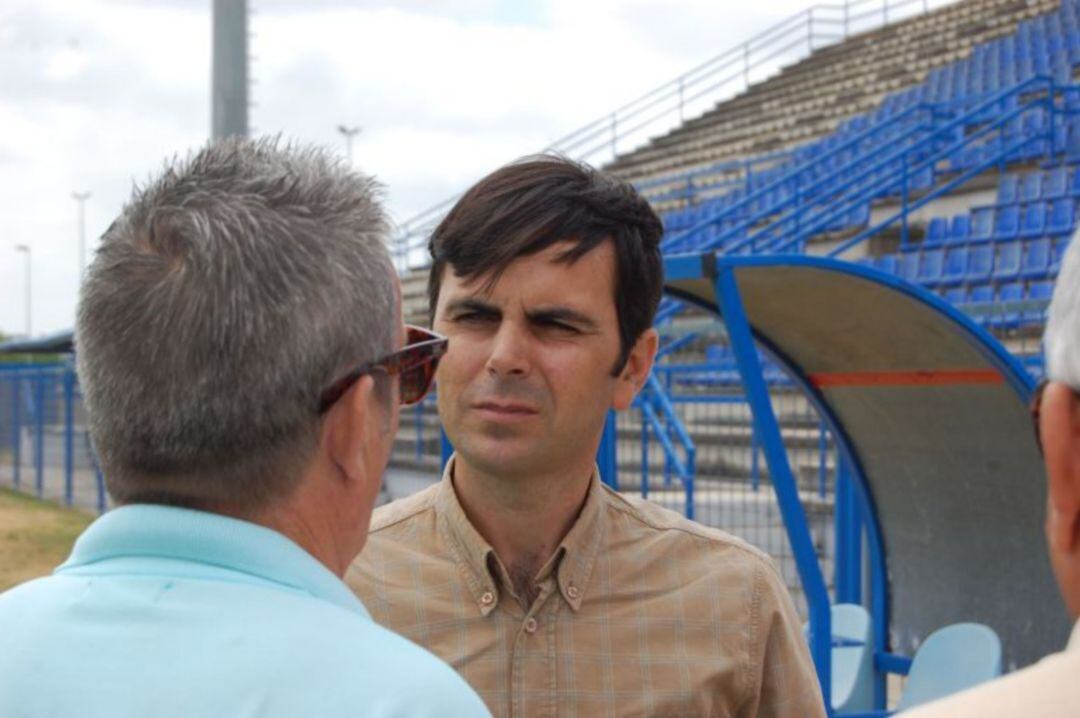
[809,369,1004,388]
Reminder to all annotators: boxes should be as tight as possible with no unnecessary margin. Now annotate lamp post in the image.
[72,191,91,273]
[15,244,30,338]
[337,125,361,165]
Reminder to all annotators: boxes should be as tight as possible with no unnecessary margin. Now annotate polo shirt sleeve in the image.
[739,558,827,718]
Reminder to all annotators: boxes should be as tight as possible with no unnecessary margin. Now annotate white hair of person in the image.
[75,137,396,509]
[1045,226,1080,387]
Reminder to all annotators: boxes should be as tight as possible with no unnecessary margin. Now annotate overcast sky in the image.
[0,0,949,338]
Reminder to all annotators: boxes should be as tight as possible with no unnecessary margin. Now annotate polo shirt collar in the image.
[59,504,369,618]
[434,455,606,615]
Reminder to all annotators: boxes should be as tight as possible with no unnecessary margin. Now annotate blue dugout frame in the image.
[661,251,1036,713]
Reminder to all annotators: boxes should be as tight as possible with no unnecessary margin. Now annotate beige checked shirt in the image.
[347,460,825,718]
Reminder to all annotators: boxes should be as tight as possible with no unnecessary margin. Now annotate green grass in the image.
[0,488,93,592]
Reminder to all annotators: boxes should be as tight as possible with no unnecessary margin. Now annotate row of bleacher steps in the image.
[606,0,1055,189]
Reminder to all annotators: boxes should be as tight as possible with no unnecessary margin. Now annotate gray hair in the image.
[76,137,396,509]
[1046,227,1080,387]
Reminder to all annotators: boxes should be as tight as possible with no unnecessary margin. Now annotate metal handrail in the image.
[394,0,950,268]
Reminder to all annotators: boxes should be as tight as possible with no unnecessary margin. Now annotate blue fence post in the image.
[11,373,20,490]
[64,367,75,506]
[597,410,619,490]
[34,369,45,499]
[714,263,832,708]
[834,458,863,605]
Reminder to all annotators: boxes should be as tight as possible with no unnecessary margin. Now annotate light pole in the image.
[337,125,361,165]
[15,244,30,338]
[72,191,91,273]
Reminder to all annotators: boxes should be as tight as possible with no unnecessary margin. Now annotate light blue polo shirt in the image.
[0,504,490,717]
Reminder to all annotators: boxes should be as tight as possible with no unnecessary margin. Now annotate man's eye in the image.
[538,319,578,333]
[453,312,495,324]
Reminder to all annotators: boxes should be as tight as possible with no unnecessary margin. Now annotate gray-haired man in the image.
[0,138,489,717]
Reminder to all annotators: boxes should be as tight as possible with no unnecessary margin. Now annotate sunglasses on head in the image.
[318,325,448,413]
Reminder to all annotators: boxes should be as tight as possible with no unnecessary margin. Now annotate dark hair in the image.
[427,155,663,373]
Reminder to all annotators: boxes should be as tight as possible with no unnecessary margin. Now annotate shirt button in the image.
[480,591,495,606]
[567,585,580,599]
[524,617,538,634]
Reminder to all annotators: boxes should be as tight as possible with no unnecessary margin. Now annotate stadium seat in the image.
[967,245,995,283]
[947,215,971,245]
[1021,238,1052,279]
[970,208,994,243]
[993,205,1020,241]
[899,252,920,283]
[1048,199,1076,236]
[1020,172,1043,203]
[994,242,1023,281]
[996,175,1018,205]
[941,247,969,286]
[917,249,945,286]
[1045,167,1068,200]
[968,284,994,305]
[996,282,1025,330]
[1026,281,1054,326]
[894,624,1002,711]
[876,254,899,276]
[924,218,948,248]
[1051,236,1070,275]
[1019,202,1047,239]
[944,287,967,306]
[1070,167,1080,199]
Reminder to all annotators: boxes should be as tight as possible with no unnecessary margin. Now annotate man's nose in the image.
[485,322,531,377]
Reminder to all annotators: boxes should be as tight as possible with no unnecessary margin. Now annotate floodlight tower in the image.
[212,0,249,139]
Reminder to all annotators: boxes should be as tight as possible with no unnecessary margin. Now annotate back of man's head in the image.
[76,137,396,511]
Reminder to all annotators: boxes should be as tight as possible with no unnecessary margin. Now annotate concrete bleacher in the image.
[608,0,1057,194]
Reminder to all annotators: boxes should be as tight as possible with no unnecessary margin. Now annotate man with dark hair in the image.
[349,155,824,717]
[0,138,488,717]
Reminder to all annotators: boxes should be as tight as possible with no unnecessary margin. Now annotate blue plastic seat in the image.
[899,252,920,283]
[1019,202,1048,239]
[924,218,948,248]
[996,174,1018,205]
[994,282,1025,330]
[967,245,994,283]
[828,604,874,713]
[994,241,1023,280]
[917,249,944,286]
[1070,166,1080,198]
[941,247,969,286]
[1051,236,1070,275]
[876,254,898,275]
[1045,167,1068,200]
[1020,172,1043,203]
[993,205,1020,241]
[1022,238,1052,279]
[895,624,1002,711]
[948,215,971,245]
[1048,199,1076,236]
[944,287,967,305]
[968,284,994,305]
[970,208,994,243]
[1026,280,1055,326]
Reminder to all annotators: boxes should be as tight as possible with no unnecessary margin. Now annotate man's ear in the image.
[322,375,379,488]
[1041,382,1080,555]
[613,328,658,411]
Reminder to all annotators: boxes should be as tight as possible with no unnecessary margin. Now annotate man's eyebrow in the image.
[525,306,600,331]
[443,298,501,316]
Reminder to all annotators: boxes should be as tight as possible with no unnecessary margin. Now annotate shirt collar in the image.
[434,455,606,615]
[59,504,369,618]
